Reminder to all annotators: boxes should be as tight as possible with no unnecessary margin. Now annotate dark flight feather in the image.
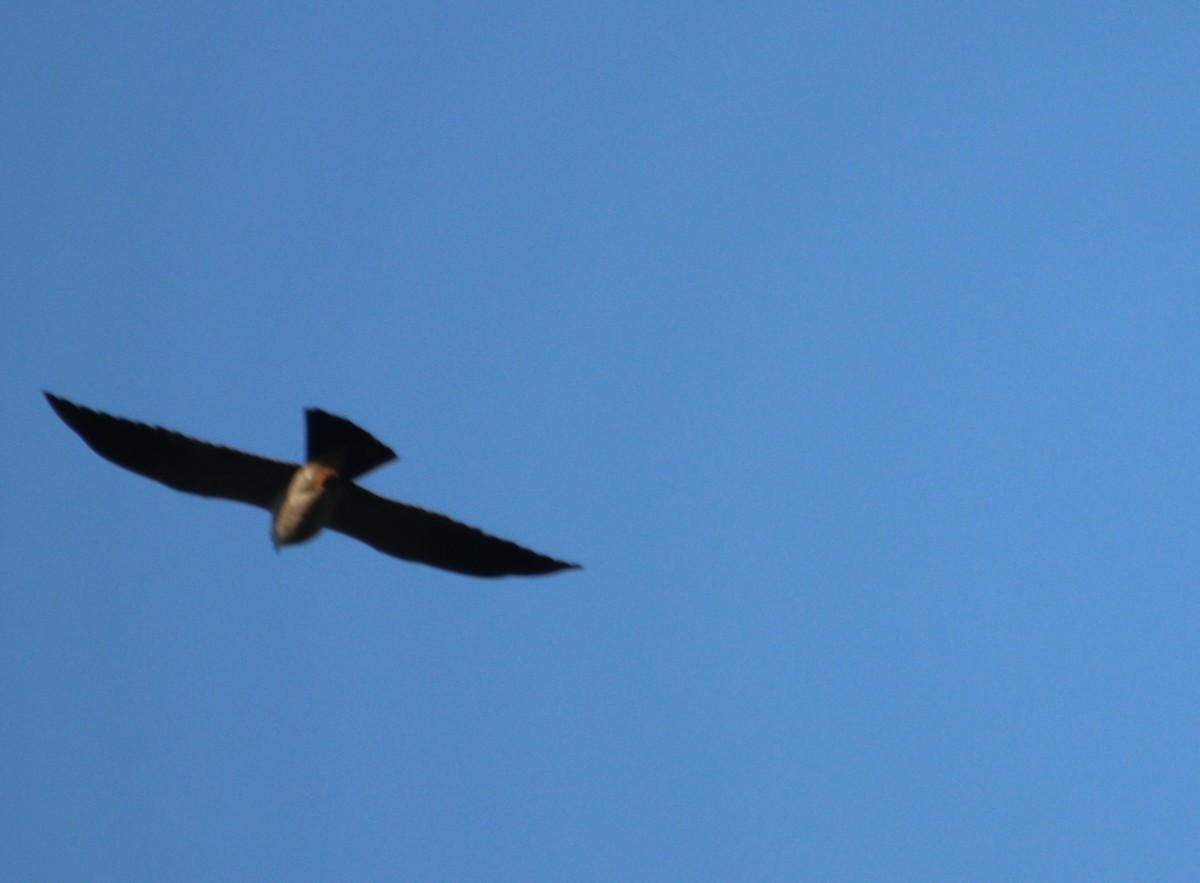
[44,393,295,508]
[329,482,581,577]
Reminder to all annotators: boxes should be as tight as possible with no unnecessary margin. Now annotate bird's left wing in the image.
[328,481,581,577]
[45,393,297,509]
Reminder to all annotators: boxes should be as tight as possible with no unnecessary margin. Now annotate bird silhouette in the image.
[45,393,580,578]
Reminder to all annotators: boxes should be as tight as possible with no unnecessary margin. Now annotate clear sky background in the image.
[4,3,1199,880]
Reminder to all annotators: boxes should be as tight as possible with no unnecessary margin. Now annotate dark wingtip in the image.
[478,554,582,578]
[535,559,583,577]
[44,391,79,423]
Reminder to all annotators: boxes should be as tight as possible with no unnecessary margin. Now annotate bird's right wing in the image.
[45,393,297,509]
[329,482,581,577]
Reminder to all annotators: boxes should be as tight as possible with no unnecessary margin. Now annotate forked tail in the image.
[305,409,397,480]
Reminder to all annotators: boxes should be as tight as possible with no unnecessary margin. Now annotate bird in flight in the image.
[44,393,580,578]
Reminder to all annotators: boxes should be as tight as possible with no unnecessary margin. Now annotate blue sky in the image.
[4,2,1199,879]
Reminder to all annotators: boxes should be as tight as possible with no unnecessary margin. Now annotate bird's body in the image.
[271,462,342,548]
[44,393,580,578]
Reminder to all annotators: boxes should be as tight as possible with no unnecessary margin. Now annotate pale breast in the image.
[271,463,343,547]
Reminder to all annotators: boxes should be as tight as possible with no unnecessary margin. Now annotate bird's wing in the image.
[45,393,297,509]
[328,482,581,577]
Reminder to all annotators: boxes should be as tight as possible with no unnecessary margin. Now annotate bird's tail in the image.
[305,409,397,480]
